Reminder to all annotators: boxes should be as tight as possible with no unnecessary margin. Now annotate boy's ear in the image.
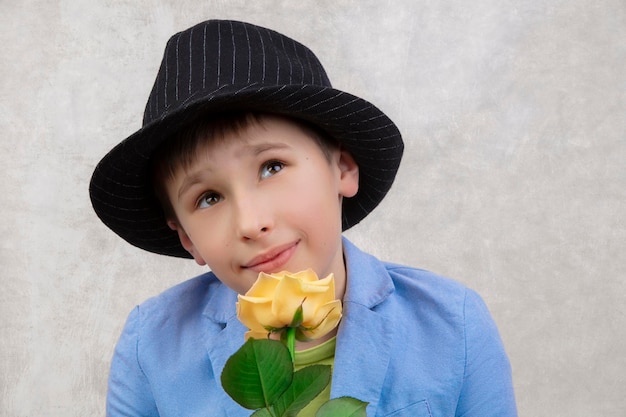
[167,220,207,266]
[337,150,359,198]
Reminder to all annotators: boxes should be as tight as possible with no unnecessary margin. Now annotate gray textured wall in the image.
[1,1,624,416]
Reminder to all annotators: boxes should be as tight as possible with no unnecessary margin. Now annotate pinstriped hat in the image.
[89,20,403,258]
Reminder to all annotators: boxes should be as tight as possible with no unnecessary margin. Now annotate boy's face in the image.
[164,116,359,297]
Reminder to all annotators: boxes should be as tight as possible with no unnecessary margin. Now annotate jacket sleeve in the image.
[456,289,518,417]
[107,306,160,417]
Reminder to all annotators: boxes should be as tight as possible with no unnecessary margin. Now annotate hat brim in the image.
[90,83,403,258]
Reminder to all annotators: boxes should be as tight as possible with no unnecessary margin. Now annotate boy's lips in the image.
[243,241,299,273]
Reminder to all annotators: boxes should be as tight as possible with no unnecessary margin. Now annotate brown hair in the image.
[151,111,338,221]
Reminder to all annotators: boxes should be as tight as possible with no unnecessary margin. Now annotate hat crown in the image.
[143,20,332,127]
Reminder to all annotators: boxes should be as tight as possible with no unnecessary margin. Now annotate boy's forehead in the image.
[196,138,294,164]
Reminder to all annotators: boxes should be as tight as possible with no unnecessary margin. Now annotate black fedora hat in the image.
[89,20,403,258]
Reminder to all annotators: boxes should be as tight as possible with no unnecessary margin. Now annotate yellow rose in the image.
[236,269,342,341]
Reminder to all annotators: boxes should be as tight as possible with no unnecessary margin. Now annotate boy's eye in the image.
[197,192,222,209]
[260,160,285,179]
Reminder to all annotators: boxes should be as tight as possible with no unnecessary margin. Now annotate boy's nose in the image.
[233,196,273,240]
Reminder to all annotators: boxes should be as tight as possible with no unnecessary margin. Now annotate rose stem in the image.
[286,327,296,362]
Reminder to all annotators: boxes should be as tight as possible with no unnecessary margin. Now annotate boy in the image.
[90,20,517,416]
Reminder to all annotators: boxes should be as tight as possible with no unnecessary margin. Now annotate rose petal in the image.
[301,300,342,339]
[300,277,335,323]
[272,275,306,324]
[244,272,281,297]
[290,269,318,282]
[237,296,283,330]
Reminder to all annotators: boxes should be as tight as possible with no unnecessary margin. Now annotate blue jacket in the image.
[107,239,517,416]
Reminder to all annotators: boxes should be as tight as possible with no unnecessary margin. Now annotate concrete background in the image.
[1,1,624,416]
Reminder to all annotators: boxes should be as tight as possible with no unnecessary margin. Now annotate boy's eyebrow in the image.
[176,141,292,200]
[177,172,205,201]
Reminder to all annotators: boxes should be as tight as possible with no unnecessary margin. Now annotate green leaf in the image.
[315,397,368,417]
[220,338,293,410]
[273,365,331,417]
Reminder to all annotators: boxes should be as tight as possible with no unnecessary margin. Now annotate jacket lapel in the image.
[202,282,251,416]
[331,239,396,415]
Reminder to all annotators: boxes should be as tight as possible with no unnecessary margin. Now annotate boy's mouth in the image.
[242,241,299,273]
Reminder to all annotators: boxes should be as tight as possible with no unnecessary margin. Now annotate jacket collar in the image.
[341,237,395,308]
[202,280,250,415]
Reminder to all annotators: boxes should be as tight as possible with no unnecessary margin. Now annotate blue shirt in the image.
[107,238,517,416]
